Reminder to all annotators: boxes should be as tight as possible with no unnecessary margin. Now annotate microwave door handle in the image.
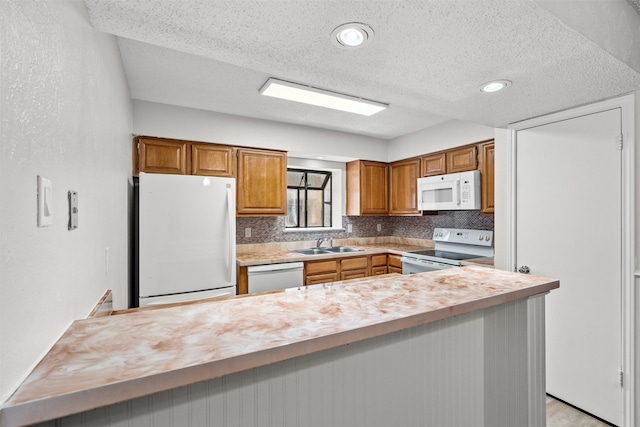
[455,180,461,205]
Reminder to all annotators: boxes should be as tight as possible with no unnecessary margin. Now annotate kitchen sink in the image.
[322,246,363,253]
[291,248,331,255]
[291,247,363,255]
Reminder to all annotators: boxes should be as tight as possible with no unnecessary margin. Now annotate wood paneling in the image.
[389,157,421,216]
[137,137,188,175]
[479,140,495,216]
[346,160,388,216]
[446,144,477,173]
[421,152,446,177]
[236,148,287,216]
[191,143,235,177]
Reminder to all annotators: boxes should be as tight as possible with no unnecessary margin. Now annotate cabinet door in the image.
[237,148,287,216]
[387,254,403,271]
[446,145,477,173]
[341,270,368,281]
[371,266,388,275]
[137,137,188,175]
[191,143,235,177]
[479,140,495,215]
[346,160,388,215]
[371,254,387,268]
[341,256,368,272]
[305,259,339,275]
[389,158,421,216]
[421,152,446,177]
[306,272,339,286]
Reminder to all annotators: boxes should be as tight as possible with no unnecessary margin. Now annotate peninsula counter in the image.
[1,266,558,427]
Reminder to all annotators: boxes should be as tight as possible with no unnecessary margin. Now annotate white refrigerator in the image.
[137,173,236,307]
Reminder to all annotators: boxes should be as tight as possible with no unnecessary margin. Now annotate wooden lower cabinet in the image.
[340,256,368,280]
[304,259,339,286]
[371,254,388,275]
[303,253,403,286]
[387,254,403,274]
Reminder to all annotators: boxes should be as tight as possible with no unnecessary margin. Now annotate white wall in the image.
[386,119,495,162]
[133,100,389,162]
[493,128,509,271]
[0,0,132,402]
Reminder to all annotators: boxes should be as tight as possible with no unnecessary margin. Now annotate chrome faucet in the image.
[316,237,333,248]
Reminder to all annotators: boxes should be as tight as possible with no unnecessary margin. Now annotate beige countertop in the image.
[0,266,554,427]
[236,242,431,266]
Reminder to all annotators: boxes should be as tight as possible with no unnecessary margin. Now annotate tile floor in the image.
[547,395,614,427]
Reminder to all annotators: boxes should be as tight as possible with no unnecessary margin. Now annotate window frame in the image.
[286,168,332,229]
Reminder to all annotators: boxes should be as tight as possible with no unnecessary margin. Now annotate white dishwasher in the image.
[247,262,304,293]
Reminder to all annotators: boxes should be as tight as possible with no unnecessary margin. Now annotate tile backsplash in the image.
[237,211,494,244]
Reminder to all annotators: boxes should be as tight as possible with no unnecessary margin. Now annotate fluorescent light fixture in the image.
[480,80,512,93]
[259,78,388,116]
[331,23,374,49]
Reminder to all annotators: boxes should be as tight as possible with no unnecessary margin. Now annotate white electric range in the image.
[401,228,494,274]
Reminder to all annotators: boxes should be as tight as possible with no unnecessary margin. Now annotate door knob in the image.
[518,265,530,274]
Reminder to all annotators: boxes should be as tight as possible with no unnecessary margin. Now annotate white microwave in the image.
[417,170,481,211]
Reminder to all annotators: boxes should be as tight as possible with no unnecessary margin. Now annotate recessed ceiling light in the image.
[480,80,512,93]
[331,23,374,49]
[259,78,387,116]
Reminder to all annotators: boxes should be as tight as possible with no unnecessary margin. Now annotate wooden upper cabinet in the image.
[137,137,188,175]
[191,143,235,177]
[236,148,287,216]
[389,158,421,216]
[446,144,478,173]
[479,140,495,215]
[421,152,446,177]
[347,160,388,216]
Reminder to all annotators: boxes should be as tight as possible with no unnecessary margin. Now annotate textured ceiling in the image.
[84,0,640,139]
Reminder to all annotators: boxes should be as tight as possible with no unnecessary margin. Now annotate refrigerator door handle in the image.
[226,186,234,283]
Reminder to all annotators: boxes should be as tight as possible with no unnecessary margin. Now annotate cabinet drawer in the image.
[371,254,387,267]
[305,260,338,275]
[387,254,403,269]
[341,256,368,271]
[341,270,368,281]
[388,266,403,274]
[306,273,338,286]
[371,266,388,276]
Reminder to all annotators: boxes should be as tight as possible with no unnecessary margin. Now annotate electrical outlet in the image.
[105,247,110,274]
[347,224,352,233]
[377,224,381,232]
[245,228,251,238]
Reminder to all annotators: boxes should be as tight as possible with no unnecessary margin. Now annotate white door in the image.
[515,108,622,425]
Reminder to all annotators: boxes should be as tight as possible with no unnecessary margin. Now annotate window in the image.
[286,168,332,228]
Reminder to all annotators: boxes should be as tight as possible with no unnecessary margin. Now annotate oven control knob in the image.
[485,235,491,242]
[478,235,484,241]
[518,266,530,274]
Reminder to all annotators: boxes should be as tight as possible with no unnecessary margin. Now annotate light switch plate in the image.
[37,176,53,227]
[68,191,78,230]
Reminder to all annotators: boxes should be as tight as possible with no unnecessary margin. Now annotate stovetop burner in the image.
[407,249,481,262]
